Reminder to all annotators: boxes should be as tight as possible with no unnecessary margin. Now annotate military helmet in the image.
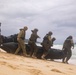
[52,37,56,41]
[24,26,28,30]
[48,31,53,35]
[67,35,72,39]
[31,28,38,32]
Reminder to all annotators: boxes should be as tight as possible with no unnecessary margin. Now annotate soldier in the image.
[41,31,53,59]
[62,35,74,64]
[51,37,56,47]
[28,28,40,58]
[14,26,28,56]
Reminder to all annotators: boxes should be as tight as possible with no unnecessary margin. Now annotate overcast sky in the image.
[0,0,76,44]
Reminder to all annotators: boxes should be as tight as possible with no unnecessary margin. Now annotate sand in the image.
[0,48,76,75]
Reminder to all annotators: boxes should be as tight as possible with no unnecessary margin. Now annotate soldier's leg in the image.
[28,45,32,57]
[41,49,48,60]
[14,43,21,54]
[30,48,34,57]
[32,44,38,57]
[62,56,67,63]
[62,50,67,63]
[20,40,27,56]
[41,46,46,59]
[30,44,34,57]
[66,50,72,63]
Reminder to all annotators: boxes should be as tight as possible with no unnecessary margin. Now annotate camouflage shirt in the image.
[29,33,39,42]
[17,29,25,40]
[63,39,74,49]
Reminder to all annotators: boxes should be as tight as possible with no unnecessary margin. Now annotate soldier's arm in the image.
[71,39,74,49]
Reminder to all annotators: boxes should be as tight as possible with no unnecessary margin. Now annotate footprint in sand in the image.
[0,61,18,69]
[27,69,43,75]
[69,68,73,70]
[46,65,54,67]
[0,61,7,65]
[7,64,19,69]
[26,65,34,68]
[51,69,62,73]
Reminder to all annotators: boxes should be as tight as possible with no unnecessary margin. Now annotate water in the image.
[37,43,76,65]
[24,42,76,65]
[52,44,76,65]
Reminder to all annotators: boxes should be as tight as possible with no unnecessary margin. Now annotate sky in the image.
[0,0,76,44]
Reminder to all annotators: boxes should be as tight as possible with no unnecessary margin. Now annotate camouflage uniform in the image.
[14,26,28,56]
[28,28,40,57]
[51,37,56,47]
[41,31,53,59]
[62,36,74,63]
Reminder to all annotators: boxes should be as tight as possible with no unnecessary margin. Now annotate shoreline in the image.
[0,52,76,75]
[53,59,76,66]
[0,48,76,66]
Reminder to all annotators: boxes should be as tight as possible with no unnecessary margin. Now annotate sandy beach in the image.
[0,48,76,75]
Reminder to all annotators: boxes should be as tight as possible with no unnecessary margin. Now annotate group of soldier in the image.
[14,26,74,64]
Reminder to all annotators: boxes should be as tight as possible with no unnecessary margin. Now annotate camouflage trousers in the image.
[62,48,72,63]
[15,38,27,56]
[28,41,38,57]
